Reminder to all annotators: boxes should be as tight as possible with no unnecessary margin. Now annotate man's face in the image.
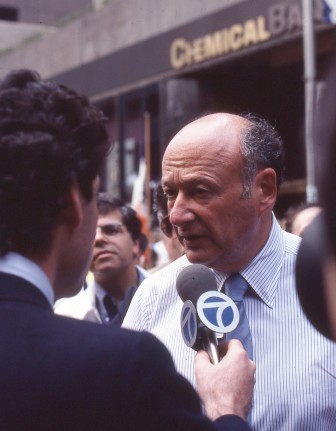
[162,114,270,273]
[56,176,100,299]
[91,209,139,276]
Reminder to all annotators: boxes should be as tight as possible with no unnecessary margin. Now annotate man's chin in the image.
[185,249,211,266]
[184,250,229,272]
[55,281,84,301]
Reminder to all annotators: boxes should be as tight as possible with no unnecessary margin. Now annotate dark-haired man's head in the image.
[96,193,142,242]
[0,69,110,259]
[0,69,111,298]
[91,193,143,298]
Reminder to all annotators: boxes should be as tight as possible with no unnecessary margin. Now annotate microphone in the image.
[176,264,239,364]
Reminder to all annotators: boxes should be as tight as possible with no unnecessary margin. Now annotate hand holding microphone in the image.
[177,264,240,364]
[176,264,255,422]
[195,339,256,421]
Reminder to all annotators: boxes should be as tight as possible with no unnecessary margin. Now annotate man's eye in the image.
[103,226,119,235]
[194,188,209,196]
[164,190,176,200]
[98,223,124,236]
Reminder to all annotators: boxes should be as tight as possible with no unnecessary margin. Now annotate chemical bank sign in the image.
[55,0,336,99]
[170,0,331,70]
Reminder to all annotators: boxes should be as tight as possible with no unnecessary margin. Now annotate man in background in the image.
[0,69,255,430]
[123,112,336,430]
[55,193,148,325]
[284,202,322,237]
[149,184,185,273]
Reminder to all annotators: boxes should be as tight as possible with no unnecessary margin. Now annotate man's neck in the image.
[95,265,138,303]
[0,252,55,306]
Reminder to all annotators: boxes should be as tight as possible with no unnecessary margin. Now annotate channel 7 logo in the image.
[180,292,239,349]
[197,291,239,333]
[180,300,198,348]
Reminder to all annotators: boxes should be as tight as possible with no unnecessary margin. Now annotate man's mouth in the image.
[180,234,203,245]
[94,250,117,260]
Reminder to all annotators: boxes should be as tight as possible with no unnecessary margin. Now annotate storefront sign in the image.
[170,0,325,70]
[54,0,334,99]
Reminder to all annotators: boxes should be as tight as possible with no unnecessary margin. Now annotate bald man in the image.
[123,113,336,430]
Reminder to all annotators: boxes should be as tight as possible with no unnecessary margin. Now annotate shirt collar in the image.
[241,215,286,307]
[0,252,55,306]
[137,265,149,284]
[94,280,108,303]
[212,214,287,308]
[94,264,147,302]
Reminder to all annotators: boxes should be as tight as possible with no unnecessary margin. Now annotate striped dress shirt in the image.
[123,216,336,430]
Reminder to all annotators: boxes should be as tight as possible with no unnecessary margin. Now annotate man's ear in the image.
[58,182,84,229]
[255,168,277,214]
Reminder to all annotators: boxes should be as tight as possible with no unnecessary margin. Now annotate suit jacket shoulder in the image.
[0,273,250,431]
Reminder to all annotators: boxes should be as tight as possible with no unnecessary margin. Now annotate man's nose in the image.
[169,193,195,227]
[94,227,108,245]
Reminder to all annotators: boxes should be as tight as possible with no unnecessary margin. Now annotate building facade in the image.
[0,0,335,217]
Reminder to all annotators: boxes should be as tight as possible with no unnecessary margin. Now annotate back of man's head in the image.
[0,69,110,257]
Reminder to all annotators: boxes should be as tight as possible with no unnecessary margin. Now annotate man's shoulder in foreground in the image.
[0,276,250,431]
[54,278,99,321]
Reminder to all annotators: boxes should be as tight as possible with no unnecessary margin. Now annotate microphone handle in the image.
[200,326,219,364]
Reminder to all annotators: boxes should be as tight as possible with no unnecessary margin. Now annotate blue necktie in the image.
[223,273,253,359]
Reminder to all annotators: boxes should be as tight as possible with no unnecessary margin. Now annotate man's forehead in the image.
[178,113,247,135]
[164,113,247,157]
[97,209,122,224]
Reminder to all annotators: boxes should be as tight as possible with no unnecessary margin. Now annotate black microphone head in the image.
[176,264,218,305]
[296,213,333,340]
